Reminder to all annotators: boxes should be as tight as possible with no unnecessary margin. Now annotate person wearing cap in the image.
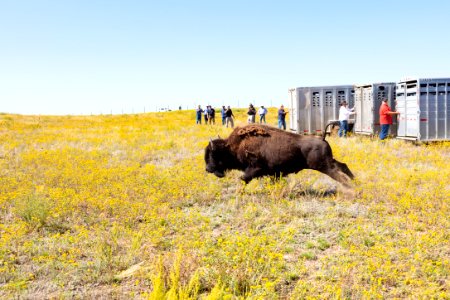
[379,98,400,140]
[338,100,355,137]
[278,105,288,130]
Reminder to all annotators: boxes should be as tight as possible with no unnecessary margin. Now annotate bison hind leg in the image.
[326,170,353,188]
[334,160,354,179]
[319,160,354,189]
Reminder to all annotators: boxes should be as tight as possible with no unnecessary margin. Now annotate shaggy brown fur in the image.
[236,126,270,138]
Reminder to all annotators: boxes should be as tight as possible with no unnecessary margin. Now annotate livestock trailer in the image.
[288,85,354,134]
[354,83,397,136]
[396,78,450,141]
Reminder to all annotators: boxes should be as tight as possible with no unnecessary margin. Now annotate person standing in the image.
[221,105,227,125]
[258,105,267,124]
[247,104,256,123]
[338,101,355,137]
[278,105,288,130]
[204,106,209,124]
[379,98,400,140]
[196,105,203,124]
[208,106,216,125]
[225,106,235,128]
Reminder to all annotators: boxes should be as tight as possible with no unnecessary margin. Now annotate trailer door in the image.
[289,89,298,132]
[406,81,420,137]
[396,83,407,136]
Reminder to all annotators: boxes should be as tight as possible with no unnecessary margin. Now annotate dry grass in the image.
[0,109,449,299]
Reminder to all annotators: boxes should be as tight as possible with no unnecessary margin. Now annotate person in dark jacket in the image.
[247,104,256,123]
[278,105,288,130]
[225,106,235,128]
[208,106,216,125]
[196,105,203,124]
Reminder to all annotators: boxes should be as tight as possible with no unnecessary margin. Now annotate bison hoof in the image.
[240,176,251,184]
[214,171,225,178]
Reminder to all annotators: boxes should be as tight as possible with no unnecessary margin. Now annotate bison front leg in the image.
[241,167,263,184]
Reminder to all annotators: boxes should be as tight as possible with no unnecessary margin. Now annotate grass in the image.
[0,109,449,298]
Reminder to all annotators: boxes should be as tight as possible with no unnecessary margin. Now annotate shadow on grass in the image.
[290,187,337,199]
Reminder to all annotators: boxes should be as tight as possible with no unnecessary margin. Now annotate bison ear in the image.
[209,138,214,150]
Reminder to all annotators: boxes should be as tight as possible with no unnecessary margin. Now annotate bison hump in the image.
[237,126,270,138]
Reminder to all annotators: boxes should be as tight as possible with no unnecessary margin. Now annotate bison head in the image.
[204,138,232,178]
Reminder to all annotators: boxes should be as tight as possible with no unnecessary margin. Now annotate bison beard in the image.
[205,124,354,187]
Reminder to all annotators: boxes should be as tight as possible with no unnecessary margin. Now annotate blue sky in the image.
[1,0,450,115]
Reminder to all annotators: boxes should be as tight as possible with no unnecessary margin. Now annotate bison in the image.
[205,124,354,187]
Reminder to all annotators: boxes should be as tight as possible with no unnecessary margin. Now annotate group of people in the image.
[196,105,236,128]
[338,98,400,140]
[197,99,398,139]
[246,103,289,130]
[196,104,289,130]
[195,105,216,125]
[245,103,288,130]
[246,104,269,124]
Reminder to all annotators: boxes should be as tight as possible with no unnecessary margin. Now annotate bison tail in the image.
[323,121,340,141]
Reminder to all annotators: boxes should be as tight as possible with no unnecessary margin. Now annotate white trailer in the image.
[288,85,354,134]
[396,78,450,141]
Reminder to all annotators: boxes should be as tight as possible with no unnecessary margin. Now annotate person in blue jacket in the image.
[278,105,288,130]
[196,105,203,124]
[221,106,227,125]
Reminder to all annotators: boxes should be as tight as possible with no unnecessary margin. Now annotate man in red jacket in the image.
[379,98,400,140]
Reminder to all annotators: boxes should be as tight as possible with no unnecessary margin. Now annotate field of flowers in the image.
[0,109,449,299]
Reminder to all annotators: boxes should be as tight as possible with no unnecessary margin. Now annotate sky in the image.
[1,0,450,115]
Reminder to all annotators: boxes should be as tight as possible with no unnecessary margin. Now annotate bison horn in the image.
[217,135,221,139]
[209,138,214,150]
